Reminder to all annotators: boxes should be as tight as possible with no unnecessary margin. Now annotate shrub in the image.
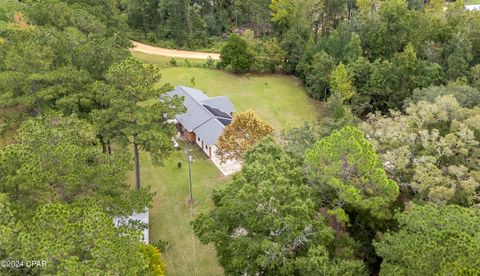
[153,239,170,253]
[205,56,215,68]
[140,243,167,275]
[219,34,253,73]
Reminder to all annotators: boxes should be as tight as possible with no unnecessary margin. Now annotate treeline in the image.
[132,0,480,275]
[0,0,177,274]
[194,99,480,274]
[125,0,480,116]
[2,0,480,275]
[193,93,480,274]
[121,0,271,48]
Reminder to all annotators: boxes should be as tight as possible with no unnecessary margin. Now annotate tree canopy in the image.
[0,0,130,122]
[374,203,480,275]
[305,126,399,222]
[219,34,254,73]
[0,115,152,219]
[216,110,273,162]
[0,197,155,275]
[194,138,365,275]
[362,95,480,206]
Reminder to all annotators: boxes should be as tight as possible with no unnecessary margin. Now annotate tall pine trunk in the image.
[107,139,112,155]
[134,142,141,191]
[31,81,42,116]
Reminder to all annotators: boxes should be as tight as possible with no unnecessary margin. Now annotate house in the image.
[466,4,480,11]
[114,209,149,244]
[166,86,235,159]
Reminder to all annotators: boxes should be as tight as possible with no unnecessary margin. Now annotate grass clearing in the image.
[466,0,480,4]
[133,53,324,275]
[156,66,324,131]
[134,51,323,130]
[132,142,230,276]
[132,51,210,68]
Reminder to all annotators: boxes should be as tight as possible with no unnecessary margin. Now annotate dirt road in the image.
[130,40,220,60]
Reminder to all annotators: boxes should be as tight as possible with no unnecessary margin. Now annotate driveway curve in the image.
[130,40,220,60]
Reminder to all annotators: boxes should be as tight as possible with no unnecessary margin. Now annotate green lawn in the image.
[133,52,323,131]
[133,51,323,130]
[465,0,480,4]
[132,51,209,68]
[155,67,323,131]
[134,142,230,276]
[133,53,323,275]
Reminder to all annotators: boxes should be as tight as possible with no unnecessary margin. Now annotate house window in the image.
[197,137,200,141]
[205,145,208,149]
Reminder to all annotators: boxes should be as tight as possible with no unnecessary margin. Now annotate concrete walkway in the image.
[210,145,242,176]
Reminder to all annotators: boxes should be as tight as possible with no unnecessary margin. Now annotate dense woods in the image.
[0,1,170,274]
[125,0,480,115]
[1,0,480,275]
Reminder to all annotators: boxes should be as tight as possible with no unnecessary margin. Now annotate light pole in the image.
[184,134,194,206]
[188,153,193,206]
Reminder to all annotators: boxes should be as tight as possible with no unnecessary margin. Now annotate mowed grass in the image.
[466,0,480,4]
[133,142,230,276]
[156,68,323,131]
[133,51,323,131]
[132,52,324,275]
[132,51,209,68]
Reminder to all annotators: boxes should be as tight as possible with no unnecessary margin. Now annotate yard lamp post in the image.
[188,154,193,206]
[184,134,194,207]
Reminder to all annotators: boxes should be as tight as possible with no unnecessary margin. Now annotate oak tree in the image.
[215,110,273,162]
[362,95,480,206]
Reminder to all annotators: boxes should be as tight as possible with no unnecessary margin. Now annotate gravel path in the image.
[130,40,220,60]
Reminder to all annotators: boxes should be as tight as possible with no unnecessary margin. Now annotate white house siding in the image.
[206,145,212,157]
[191,135,241,175]
[466,4,480,11]
[195,135,213,157]
[195,135,202,148]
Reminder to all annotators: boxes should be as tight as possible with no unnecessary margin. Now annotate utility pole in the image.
[188,152,193,206]
[184,134,193,206]
[184,134,197,276]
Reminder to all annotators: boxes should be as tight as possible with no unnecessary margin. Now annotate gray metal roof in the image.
[165,86,235,145]
[201,96,236,114]
[165,86,212,131]
[194,118,227,145]
[178,86,209,101]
